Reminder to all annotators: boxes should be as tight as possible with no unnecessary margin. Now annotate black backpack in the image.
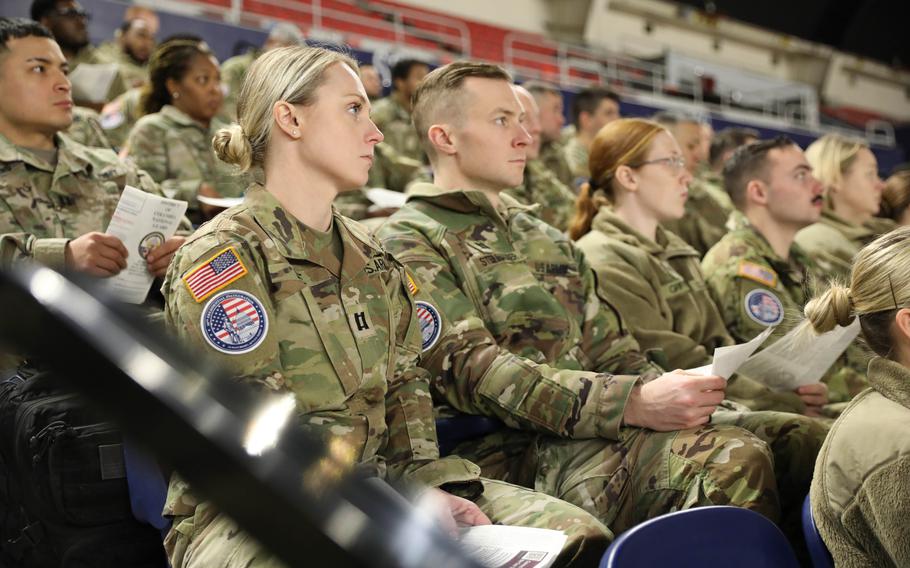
[0,366,167,567]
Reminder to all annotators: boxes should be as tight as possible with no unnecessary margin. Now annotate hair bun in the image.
[212,123,252,172]
[804,284,854,334]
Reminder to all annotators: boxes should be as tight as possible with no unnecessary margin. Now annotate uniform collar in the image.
[407,182,536,224]
[591,206,695,257]
[160,104,209,129]
[868,357,910,411]
[729,211,812,272]
[820,207,876,242]
[244,184,372,274]
[0,132,93,176]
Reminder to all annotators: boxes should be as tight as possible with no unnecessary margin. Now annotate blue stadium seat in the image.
[435,415,503,456]
[123,442,172,538]
[600,506,800,568]
[802,494,835,568]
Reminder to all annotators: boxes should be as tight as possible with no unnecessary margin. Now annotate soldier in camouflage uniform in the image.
[702,137,870,407]
[504,86,576,232]
[378,62,790,535]
[98,86,141,150]
[523,81,574,188]
[795,135,887,282]
[706,127,759,215]
[159,46,611,568]
[65,106,112,148]
[654,111,729,257]
[370,58,429,165]
[220,22,305,121]
[563,87,620,190]
[94,18,154,91]
[571,118,828,417]
[0,19,184,279]
[124,40,248,221]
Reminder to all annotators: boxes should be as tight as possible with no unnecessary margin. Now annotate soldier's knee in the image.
[556,517,612,568]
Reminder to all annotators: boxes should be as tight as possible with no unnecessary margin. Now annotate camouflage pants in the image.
[454,423,778,535]
[164,479,611,568]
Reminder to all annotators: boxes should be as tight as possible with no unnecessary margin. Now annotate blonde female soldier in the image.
[808,226,910,567]
[160,46,609,568]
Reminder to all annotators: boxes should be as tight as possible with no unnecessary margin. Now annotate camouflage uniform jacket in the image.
[220,50,259,121]
[562,136,589,190]
[795,208,878,283]
[367,141,425,193]
[662,172,729,257]
[66,106,113,149]
[504,158,577,232]
[0,132,163,271]
[702,212,868,403]
[94,42,148,91]
[162,184,482,518]
[699,168,735,216]
[377,183,661,441]
[67,45,128,105]
[539,139,574,188]
[575,206,732,370]
[370,95,424,163]
[98,87,142,151]
[125,105,248,207]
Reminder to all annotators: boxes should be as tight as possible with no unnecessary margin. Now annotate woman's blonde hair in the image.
[212,46,358,172]
[804,133,869,193]
[804,225,910,357]
[880,170,910,222]
[568,118,666,240]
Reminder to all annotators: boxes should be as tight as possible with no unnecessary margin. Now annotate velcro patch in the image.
[201,290,268,354]
[183,246,248,303]
[744,289,784,326]
[737,261,778,288]
[415,301,442,352]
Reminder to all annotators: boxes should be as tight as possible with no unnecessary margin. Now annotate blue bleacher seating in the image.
[600,506,800,568]
[435,415,503,456]
[802,494,835,568]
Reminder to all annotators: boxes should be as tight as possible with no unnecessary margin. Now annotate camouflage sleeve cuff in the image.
[400,455,483,491]
[32,237,70,271]
[595,374,641,440]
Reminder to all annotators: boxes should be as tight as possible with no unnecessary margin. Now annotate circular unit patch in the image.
[201,290,269,354]
[415,301,442,352]
[138,231,165,259]
[744,289,784,326]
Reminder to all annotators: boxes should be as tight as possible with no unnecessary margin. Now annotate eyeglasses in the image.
[628,155,687,172]
[52,7,91,19]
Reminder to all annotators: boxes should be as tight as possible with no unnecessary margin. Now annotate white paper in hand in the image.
[459,525,567,568]
[104,186,188,304]
[688,326,776,379]
[737,319,861,391]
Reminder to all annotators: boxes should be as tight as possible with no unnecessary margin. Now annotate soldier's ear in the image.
[272,101,302,140]
[614,164,637,192]
[745,179,769,206]
[894,308,910,347]
[427,124,456,156]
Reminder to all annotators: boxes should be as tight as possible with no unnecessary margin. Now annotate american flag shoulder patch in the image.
[183,246,249,303]
[405,271,419,296]
[736,261,778,288]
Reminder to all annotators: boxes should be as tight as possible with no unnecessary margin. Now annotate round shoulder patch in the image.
[415,301,442,352]
[200,290,269,354]
[743,289,784,327]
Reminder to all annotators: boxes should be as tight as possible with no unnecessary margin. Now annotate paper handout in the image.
[69,63,119,104]
[365,187,408,209]
[459,525,567,568]
[104,186,188,304]
[737,319,861,391]
[689,326,776,379]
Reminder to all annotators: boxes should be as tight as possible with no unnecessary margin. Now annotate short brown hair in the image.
[723,136,797,210]
[411,61,511,161]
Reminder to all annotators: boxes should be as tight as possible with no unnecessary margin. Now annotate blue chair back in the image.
[600,506,800,568]
[435,415,503,456]
[123,442,172,537]
[802,494,835,568]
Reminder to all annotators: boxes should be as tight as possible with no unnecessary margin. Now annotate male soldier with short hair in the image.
[563,87,620,189]
[503,85,576,231]
[95,18,155,90]
[702,136,870,406]
[376,61,797,535]
[522,80,573,187]
[653,110,730,257]
[0,18,184,281]
[371,58,429,163]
